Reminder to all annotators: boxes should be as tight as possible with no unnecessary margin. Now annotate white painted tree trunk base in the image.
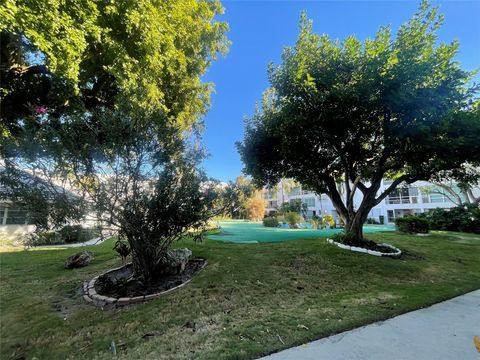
[326,238,401,258]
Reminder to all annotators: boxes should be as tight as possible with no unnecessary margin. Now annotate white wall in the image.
[0,225,36,241]
[265,179,469,224]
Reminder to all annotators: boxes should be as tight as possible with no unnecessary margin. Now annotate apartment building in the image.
[264,179,477,224]
[0,168,82,240]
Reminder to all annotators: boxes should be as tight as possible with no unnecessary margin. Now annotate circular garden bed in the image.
[326,238,401,258]
[83,258,207,308]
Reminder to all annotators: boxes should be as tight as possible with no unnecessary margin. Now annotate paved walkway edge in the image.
[35,232,116,249]
[260,289,480,360]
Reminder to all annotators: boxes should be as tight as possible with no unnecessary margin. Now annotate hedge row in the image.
[395,204,480,234]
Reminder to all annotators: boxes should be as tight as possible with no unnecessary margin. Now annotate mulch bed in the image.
[95,258,207,298]
[340,238,398,254]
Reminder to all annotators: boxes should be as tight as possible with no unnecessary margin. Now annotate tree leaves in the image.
[238,1,480,240]
[1,0,229,132]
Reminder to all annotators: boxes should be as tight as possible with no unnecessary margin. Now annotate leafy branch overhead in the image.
[1,0,229,133]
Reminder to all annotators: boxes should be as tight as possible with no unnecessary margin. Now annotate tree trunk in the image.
[327,186,375,245]
[324,175,383,246]
[344,208,371,244]
[122,227,162,285]
[129,237,159,285]
[345,216,364,241]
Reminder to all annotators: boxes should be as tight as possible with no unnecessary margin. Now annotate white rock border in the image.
[83,259,208,308]
[326,238,401,258]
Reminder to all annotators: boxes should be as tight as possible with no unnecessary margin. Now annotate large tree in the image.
[238,1,480,244]
[245,190,266,221]
[0,0,230,283]
[230,176,255,219]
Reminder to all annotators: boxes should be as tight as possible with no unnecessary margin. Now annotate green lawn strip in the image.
[1,232,479,359]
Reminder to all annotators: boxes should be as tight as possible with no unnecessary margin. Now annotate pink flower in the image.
[35,107,47,114]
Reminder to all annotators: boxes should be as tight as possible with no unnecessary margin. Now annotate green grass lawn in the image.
[1,231,479,359]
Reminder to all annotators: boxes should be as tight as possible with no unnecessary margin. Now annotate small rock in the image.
[64,250,94,269]
[158,248,192,275]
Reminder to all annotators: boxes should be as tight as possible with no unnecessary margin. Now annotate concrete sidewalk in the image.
[261,290,480,360]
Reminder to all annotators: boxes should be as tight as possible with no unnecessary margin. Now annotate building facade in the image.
[0,202,35,240]
[0,168,84,240]
[264,179,477,224]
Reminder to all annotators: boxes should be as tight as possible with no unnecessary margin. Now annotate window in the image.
[409,187,418,203]
[264,190,276,200]
[1,206,29,225]
[387,210,395,223]
[267,200,277,208]
[386,187,419,204]
[387,209,421,223]
[6,208,28,225]
[386,189,400,204]
[421,186,451,203]
[430,193,447,203]
[0,205,5,225]
[303,198,315,207]
[288,187,301,196]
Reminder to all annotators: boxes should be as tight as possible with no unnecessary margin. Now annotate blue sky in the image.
[201,0,480,182]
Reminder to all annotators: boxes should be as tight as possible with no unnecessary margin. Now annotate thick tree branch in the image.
[430,183,463,205]
[324,176,348,221]
[349,176,362,204]
[356,181,368,195]
[374,175,409,206]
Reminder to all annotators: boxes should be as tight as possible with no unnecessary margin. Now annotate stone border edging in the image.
[83,259,208,308]
[326,238,401,258]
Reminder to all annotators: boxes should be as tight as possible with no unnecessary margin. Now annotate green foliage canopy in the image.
[1,0,229,132]
[238,1,480,241]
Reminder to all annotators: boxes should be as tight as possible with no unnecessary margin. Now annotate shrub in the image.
[395,216,430,234]
[366,217,380,224]
[285,212,301,228]
[77,228,101,242]
[379,215,385,225]
[39,231,58,244]
[323,214,335,227]
[25,231,59,246]
[420,204,480,233]
[263,216,279,227]
[309,215,321,229]
[276,215,285,224]
[25,226,101,246]
[59,225,84,243]
[331,231,359,245]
